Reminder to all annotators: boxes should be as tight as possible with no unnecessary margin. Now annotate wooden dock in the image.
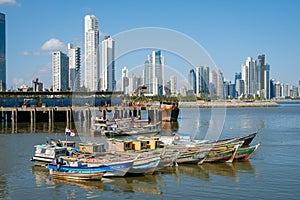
[0,105,161,125]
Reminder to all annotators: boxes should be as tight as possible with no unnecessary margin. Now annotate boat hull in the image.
[50,169,104,180]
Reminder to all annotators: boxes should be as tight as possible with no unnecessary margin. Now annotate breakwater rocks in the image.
[179,101,279,108]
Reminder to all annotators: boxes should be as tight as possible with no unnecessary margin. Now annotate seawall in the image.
[179,101,280,108]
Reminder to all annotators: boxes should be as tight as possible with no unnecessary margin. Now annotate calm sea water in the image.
[1,104,300,199]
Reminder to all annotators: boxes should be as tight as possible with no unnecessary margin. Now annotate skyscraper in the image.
[144,50,164,96]
[101,36,115,91]
[84,15,99,91]
[246,57,255,95]
[121,66,129,94]
[188,69,196,93]
[298,80,300,98]
[264,64,270,99]
[195,66,209,97]
[210,69,224,99]
[68,43,81,91]
[0,13,6,91]
[52,51,69,91]
[170,75,177,95]
[258,54,265,90]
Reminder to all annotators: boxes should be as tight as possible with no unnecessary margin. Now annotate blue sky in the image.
[1,0,300,89]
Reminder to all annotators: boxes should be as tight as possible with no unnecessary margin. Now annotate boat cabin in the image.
[78,143,105,154]
[31,144,68,166]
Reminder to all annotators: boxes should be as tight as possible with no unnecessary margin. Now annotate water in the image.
[1,104,300,199]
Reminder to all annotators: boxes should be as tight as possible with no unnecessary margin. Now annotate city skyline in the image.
[0,0,300,89]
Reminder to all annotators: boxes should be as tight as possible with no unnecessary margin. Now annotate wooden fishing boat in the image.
[126,153,161,175]
[47,154,136,177]
[234,143,260,161]
[50,169,104,180]
[105,123,161,137]
[217,132,257,146]
[202,143,241,163]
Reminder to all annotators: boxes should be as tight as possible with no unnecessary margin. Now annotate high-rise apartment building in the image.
[0,13,6,91]
[236,79,245,97]
[101,36,115,91]
[258,54,265,90]
[84,15,99,91]
[170,75,177,95]
[264,64,270,99]
[121,66,129,94]
[144,50,164,96]
[52,51,69,91]
[68,43,81,91]
[195,66,209,97]
[209,69,224,99]
[298,80,300,98]
[188,69,196,94]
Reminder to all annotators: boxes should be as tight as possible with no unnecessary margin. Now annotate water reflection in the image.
[161,121,179,134]
[158,161,255,183]
[0,172,8,199]
[103,175,163,195]
[0,122,72,134]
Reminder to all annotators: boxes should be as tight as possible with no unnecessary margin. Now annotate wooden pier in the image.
[0,105,161,125]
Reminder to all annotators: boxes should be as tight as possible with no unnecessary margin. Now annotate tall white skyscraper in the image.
[246,57,255,95]
[68,43,81,91]
[101,36,115,91]
[84,15,99,91]
[144,50,164,96]
[121,66,129,94]
[52,51,69,91]
[195,66,209,97]
[241,64,249,95]
[209,69,224,99]
[170,75,177,95]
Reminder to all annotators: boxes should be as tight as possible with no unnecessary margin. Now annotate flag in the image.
[65,128,71,136]
[70,129,76,137]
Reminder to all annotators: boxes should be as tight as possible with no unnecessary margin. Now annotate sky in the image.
[1,0,300,90]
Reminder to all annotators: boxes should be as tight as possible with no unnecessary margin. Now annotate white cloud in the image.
[0,0,19,5]
[40,38,65,51]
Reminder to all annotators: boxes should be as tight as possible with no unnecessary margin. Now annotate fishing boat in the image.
[47,155,135,177]
[217,132,257,146]
[167,145,209,165]
[202,142,242,163]
[31,144,69,167]
[234,143,260,161]
[161,102,180,122]
[126,154,161,175]
[104,122,161,137]
[49,169,104,180]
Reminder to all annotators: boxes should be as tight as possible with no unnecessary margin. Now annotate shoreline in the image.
[178,101,280,108]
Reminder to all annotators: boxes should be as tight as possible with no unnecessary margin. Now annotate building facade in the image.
[121,66,129,94]
[84,15,99,91]
[188,68,196,94]
[264,64,270,99]
[68,43,81,91]
[52,51,69,91]
[101,36,115,91]
[0,13,6,91]
[195,66,209,97]
[143,50,164,96]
